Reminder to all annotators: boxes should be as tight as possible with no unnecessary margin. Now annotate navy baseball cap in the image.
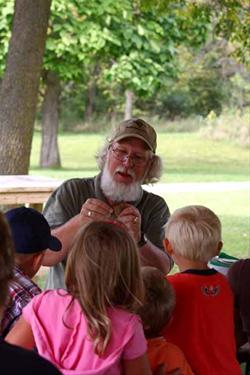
[5,207,62,254]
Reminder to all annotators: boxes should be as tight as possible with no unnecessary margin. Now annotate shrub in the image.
[200,109,250,147]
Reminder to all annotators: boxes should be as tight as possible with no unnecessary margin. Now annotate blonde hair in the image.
[164,205,222,263]
[96,139,163,184]
[0,212,14,306]
[138,267,175,338]
[65,221,144,355]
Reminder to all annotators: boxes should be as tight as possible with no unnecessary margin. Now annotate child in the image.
[6,221,152,375]
[228,257,250,367]
[1,206,62,337]
[0,210,62,374]
[162,205,241,375]
[138,266,193,375]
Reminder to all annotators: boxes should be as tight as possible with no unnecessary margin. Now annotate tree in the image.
[140,0,249,61]
[40,71,61,168]
[0,0,248,174]
[40,0,213,141]
[0,0,52,174]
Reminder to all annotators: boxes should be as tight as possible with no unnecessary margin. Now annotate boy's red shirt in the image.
[163,269,241,375]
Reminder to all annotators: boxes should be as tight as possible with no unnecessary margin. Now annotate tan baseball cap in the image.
[108,118,157,153]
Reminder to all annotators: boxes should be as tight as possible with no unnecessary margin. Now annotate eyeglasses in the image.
[110,146,149,166]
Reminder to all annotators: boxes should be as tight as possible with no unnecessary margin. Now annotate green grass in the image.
[157,132,249,183]
[30,131,249,182]
[30,131,250,259]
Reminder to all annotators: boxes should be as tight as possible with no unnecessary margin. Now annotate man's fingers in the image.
[118,205,139,216]
[81,198,113,218]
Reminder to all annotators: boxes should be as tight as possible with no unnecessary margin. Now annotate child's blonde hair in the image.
[164,205,222,263]
[138,267,175,338]
[65,221,144,355]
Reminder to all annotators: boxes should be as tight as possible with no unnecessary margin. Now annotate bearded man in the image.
[43,118,173,289]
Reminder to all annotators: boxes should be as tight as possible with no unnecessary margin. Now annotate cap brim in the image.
[113,133,154,152]
[48,236,62,251]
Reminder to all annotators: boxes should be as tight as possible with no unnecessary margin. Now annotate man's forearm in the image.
[139,240,173,275]
[42,214,82,266]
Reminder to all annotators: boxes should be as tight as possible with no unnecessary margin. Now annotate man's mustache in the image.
[114,166,136,179]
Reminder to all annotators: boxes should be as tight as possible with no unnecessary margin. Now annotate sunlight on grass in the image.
[30,131,249,183]
[157,132,249,182]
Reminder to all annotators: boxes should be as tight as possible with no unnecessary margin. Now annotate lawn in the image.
[30,131,249,182]
[30,131,250,259]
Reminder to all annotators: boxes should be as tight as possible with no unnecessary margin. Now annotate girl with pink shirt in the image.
[6,221,151,375]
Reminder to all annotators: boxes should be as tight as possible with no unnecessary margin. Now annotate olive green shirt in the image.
[43,174,170,289]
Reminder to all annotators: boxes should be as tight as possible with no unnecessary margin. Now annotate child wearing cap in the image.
[138,266,193,375]
[1,207,61,337]
[163,205,241,375]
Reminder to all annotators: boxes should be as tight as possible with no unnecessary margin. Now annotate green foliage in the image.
[212,0,250,65]
[0,0,248,123]
[153,41,248,119]
[187,71,230,116]
[99,4,211,102]
[0,0,14,75]
[139,0,250,65]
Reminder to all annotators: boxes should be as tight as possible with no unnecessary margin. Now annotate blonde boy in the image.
[163,205,241,375]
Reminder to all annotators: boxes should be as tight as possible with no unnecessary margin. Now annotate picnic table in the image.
[0,175,62,212]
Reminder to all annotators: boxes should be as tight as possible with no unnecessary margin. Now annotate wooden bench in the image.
[0,175,62,212]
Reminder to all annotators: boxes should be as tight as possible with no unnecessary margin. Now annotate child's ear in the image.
[163,238,173,256]
[218,241,223,252]
[32,252,44,270]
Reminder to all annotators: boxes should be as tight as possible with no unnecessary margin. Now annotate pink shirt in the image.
[23,290,146,375]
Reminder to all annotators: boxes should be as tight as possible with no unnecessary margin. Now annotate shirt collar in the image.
[181,268,218,276]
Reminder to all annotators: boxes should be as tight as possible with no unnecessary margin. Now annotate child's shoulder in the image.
[108,306,139,321]
[166,269,230,290]
[28,289,71,308]
[166,272,186,284]
[167,269,224,281]
[108,307,141,331]
[148,336,185,354]
[147,337,193,374]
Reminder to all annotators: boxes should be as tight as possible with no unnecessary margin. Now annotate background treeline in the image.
[0,0,249,169]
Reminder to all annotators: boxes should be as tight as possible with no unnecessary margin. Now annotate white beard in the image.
[100,163,142,202]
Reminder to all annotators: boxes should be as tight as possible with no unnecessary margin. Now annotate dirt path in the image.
[143,181,250,195]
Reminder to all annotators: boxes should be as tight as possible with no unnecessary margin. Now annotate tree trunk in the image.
[85,81,95,123]
[84,65,99,124]
[0,0,52,175]
[124,90,134,119]
[40,71,61,168]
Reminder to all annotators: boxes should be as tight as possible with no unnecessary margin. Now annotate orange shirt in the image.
[147,337,193,375]
[164,270,241,375]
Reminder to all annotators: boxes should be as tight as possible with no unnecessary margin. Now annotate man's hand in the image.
[80,198,113,222]
[116,204,141,243]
